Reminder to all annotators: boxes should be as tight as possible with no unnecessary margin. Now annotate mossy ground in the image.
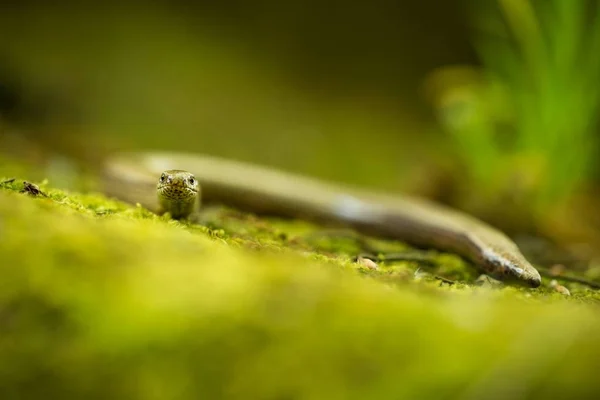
[2,157,600,399]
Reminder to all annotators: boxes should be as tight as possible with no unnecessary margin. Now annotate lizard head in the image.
[157,169,200,219]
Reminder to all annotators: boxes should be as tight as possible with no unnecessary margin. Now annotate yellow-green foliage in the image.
[1,177,600,399]
[442,1,600,215]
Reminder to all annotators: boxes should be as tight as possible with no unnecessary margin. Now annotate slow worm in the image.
[102,151,542,287]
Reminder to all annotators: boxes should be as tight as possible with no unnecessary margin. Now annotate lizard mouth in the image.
[158,185,198,200]
[496,263,542,288]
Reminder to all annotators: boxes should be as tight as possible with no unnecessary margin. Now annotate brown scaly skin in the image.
[156,170,200,220]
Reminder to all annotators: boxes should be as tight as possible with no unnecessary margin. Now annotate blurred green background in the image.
[3,0,600,239]
[3,0,600,245]
[0,0,465,184]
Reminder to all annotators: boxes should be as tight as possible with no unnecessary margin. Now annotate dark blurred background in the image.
[2,0,600,252]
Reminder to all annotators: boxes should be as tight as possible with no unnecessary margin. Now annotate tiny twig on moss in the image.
[538,268,600,289]
[435,276,456,285]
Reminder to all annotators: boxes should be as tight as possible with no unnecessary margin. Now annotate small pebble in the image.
[357,256,378,270]
[549,280,571,296]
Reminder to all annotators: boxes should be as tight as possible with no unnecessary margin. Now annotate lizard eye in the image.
[160,173,166,182]
[188,177,195,185]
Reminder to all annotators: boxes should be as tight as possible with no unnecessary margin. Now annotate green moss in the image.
[2,173,599,299]
[2,166,600,398]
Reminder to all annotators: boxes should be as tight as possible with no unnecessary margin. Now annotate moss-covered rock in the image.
[1,169,600,399]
